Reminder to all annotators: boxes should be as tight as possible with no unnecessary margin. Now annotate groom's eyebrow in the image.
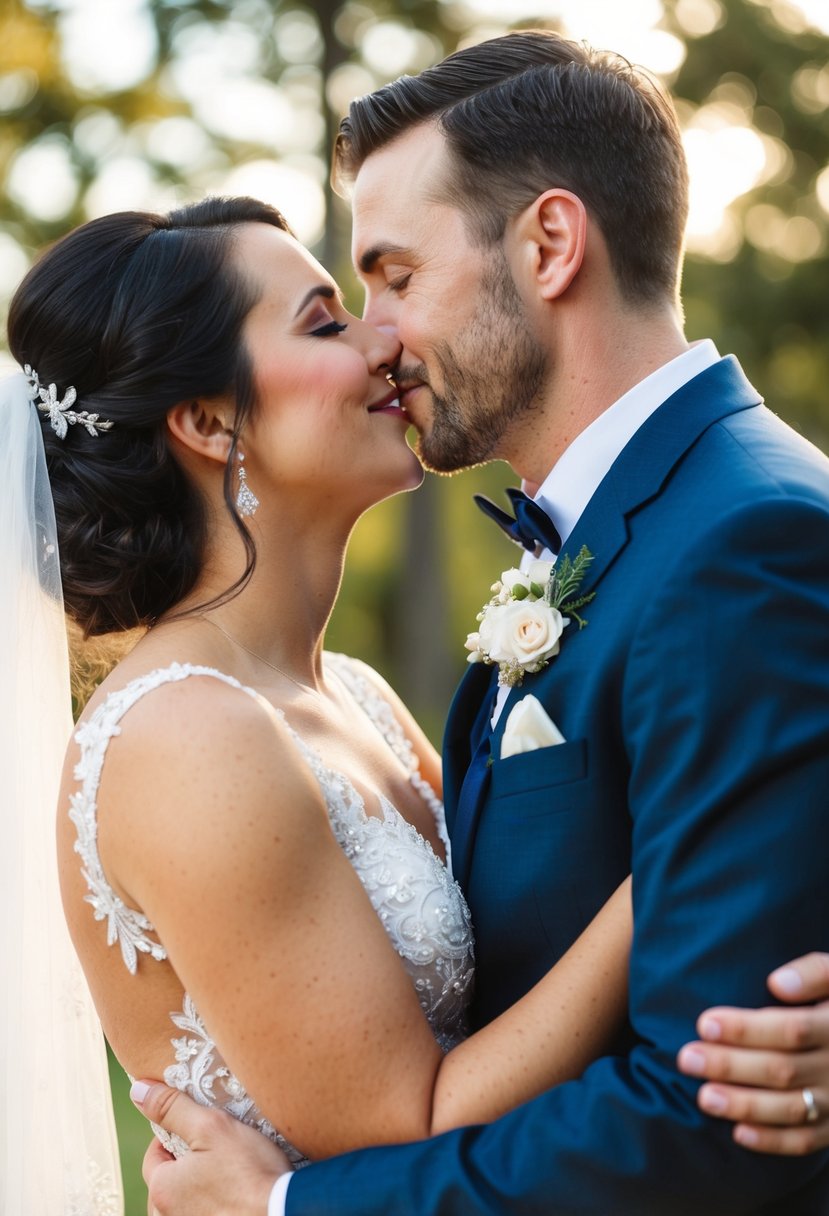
[358,243,410,275]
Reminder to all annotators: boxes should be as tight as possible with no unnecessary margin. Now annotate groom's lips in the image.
[397,382,425,419]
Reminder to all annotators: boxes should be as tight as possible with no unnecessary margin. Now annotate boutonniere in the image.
[464,547,596,687]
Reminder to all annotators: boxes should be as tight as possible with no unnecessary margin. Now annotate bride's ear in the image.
[166,399,233,465]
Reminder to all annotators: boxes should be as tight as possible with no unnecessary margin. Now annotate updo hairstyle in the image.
[7,196,290,636]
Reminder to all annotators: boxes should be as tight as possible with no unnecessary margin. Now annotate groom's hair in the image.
[334,30,688,304]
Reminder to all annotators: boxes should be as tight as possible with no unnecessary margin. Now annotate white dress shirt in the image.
[269,339,721,1216]
[491,341,720,724]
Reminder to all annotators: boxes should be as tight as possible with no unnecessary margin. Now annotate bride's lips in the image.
[367,388,407,418]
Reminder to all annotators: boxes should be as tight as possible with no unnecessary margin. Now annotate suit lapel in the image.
[442,660,497,832]
[565,355,762,600]
[445,356,763,868]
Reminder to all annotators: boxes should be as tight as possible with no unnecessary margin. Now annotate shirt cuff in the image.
[267,1172,293,1216]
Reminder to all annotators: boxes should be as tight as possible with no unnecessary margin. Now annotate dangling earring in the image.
[235,450,260,518]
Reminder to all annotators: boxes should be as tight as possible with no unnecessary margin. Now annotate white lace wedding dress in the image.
[69,653,475,1165]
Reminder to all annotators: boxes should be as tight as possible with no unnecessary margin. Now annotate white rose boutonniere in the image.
[465,546,596,687]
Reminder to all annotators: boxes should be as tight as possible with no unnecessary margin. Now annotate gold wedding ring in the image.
[802,1087,820,1124]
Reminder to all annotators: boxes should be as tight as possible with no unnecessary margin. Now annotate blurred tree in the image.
[665,0,829,448]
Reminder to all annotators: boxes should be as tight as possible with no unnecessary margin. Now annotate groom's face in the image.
[352,124,547,473]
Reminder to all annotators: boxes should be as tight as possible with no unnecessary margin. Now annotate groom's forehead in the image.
[350,124,452,253]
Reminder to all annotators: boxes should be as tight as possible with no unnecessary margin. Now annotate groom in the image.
[139,31,829,1213]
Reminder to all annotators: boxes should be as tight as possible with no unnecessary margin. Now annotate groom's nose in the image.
[361,296,398,335]
[361,286,396,331]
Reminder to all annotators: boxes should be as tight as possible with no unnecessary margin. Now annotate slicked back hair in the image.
[335,31,688,304]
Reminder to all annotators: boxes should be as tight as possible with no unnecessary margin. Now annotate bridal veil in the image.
[0,372,123,1213]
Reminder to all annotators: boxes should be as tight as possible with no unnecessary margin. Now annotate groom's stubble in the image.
[406,245,548,474]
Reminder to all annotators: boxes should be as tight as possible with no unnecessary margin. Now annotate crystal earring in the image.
[235,451,259,518]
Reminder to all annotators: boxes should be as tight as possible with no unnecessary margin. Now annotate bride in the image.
[5,195,633,1185]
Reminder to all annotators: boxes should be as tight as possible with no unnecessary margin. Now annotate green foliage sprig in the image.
[545,545,596,630]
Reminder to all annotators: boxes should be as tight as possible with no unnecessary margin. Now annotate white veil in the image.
[0,373,123,1214]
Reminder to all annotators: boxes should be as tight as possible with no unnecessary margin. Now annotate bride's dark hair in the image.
[7,196,290,637]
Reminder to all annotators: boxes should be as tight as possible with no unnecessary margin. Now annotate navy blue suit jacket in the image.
[289,358,829,1214]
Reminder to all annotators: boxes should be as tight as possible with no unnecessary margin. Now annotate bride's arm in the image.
[431,874,630,1132]
[105,678,629,1159]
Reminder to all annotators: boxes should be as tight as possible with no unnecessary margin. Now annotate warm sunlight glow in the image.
[58,0,157,93]
[791,0,829,34]
[217,160,326,247]
[84,156,174,218]
[752,0,829,36]
[5,0,825,271]
[362,23,431,74]
[0,234,30,308]
[682,96,789,258]
[745,202,826,261]
[672,0,726,37]
[7,136,79,222]
[816,164,829,216]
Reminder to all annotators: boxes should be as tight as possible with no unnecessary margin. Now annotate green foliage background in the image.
[1,1,827,1209]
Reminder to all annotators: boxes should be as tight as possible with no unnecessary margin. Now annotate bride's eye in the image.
[310,320,348,337]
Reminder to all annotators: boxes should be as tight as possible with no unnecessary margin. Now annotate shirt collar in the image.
[534,340,721,549]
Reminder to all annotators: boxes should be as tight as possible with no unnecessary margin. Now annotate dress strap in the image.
[70,663,257,975]
[323,653,452,865]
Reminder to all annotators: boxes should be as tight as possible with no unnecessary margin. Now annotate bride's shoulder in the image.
[68,659,328,905]
[72,658,311,806]
[78,658,257,734]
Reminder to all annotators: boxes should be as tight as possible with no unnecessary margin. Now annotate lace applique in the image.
[325,652,452,860]
[67,1160,121,1216]
[71,664,255,974]
[285,655,474,1051]
[159,994,309,1167]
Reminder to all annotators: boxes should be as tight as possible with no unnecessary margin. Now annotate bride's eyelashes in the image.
[310,320,349,337]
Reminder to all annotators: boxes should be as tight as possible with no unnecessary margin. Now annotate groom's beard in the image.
[411,252,548,474]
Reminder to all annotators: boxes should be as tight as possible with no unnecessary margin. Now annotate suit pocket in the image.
[489,738,588,801]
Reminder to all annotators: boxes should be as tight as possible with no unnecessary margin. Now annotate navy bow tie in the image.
[474,488,562,556]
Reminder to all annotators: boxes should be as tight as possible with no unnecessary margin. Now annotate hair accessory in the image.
[24,364,114,439]
[235,450,259,518]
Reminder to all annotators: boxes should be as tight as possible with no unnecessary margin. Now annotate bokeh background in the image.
[2,0,827,1209]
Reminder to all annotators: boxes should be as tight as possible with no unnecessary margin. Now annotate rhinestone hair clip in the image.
[24,364,114,439]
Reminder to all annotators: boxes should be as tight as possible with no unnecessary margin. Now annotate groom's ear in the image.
[166,398,234,465]
[511,189,588,302]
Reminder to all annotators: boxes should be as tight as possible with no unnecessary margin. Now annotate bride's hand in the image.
[677,953,829,1155]
[135,1081,289,1215]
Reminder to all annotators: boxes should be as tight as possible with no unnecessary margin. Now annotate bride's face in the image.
[234,223,423,513]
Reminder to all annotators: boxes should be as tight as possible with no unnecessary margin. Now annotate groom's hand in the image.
[133,1081,290,1216]
[678,952,829,1155]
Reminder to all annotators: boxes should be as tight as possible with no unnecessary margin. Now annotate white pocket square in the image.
[500,694,565,759]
